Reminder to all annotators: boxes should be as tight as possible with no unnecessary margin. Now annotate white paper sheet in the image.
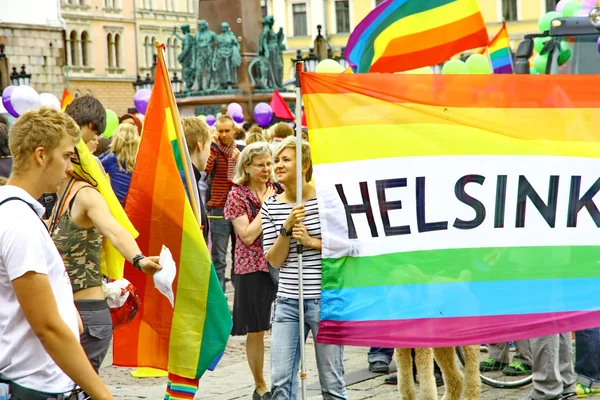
[154,245,177,307]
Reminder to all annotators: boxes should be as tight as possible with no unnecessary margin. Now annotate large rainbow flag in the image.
[113,49,231,387]
[301,72,600,348]
[487,22,513,74]
[346,0,489,73]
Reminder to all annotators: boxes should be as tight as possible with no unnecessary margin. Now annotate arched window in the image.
[107,33,114,68]
[80,31,89,66]
[69,30,78,66]
[144,36,151,68]
[114,34,121,68]
[151,36,157,67]
[166,38,172,68]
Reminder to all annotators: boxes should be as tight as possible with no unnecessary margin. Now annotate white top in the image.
[261,197,323,299]
[0,186,79,393]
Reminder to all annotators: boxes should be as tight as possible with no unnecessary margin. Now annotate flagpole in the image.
[155,41,201,223]
[294,61,308,400]
[485,46,495,73]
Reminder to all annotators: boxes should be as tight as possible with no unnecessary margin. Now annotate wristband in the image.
[133,253,145,271]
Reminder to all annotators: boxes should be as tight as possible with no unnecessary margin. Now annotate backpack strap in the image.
[0,197,47,231]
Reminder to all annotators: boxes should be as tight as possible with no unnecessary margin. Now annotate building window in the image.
[69,30,78,66]
[261,0,267,16]
[81,31,89,66]
[293,3,308,36]
[151,36,157,67]
[173,38,180,69]
[502,0,518,21]
[166,38,172,68]
[114,33,121,68]
[187,0,194,13]
[144,36,151,67]
[546,0,559,12]
[335,1,350,33]
[107,33,114,67]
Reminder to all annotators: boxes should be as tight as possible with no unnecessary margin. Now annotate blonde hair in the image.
[10,107,80,172]
[233,142,273,186]
[0,176,7,186]
[111,124,139,173]
[273,122,293,139]
[216,114,234,127]
[246,132,266,145]
[182,117,210,155]
[274,136,312,182]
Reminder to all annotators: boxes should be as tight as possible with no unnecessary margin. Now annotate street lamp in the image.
[133,74,144,91]
[10,67,19,86]
[143,73,153,90]
[19,65,31,86]
[171,72,182,94]
[335,47,350,70]
[303,48,319,72]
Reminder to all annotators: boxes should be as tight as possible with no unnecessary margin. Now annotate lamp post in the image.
[143,73,153,90]
[171,72,182,94]
[19,65,31,86]
[303,48,319,72]
[10,67,19,86]
[133,74,144,91]
[334,47,350,70]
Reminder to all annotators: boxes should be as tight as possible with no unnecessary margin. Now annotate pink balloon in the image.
[556,0,569,14]
[581,0,597,12]
[227,102,243,117]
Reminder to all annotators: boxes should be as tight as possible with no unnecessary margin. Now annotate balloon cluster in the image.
[439,54,492,75]
[533,0,588,72]
[2,85,61,118]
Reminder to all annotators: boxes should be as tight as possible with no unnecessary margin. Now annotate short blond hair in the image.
[10,107,80,172]
[182,117,210,155]
[273,122,293,139]
[274,136,312,182]
[233,142,273,186]
[246,132,266,145]
[111,124,140,173]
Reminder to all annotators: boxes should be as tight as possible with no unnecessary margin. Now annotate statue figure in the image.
[194,19,217,91]
[173,24,195,91]
[212,22,241,90]
[258,15,285,89]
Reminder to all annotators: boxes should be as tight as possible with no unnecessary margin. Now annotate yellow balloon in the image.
[315,59,345,73]
[197,115,207,122]
[395,66,434,74]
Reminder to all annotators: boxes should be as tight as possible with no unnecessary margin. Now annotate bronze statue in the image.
[212,22,241,90]
[258,15,285,89]
[194,20,217,91]
[173,24,195,91]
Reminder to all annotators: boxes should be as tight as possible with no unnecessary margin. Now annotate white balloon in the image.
[11,86,41,116]
[39,93,61,111]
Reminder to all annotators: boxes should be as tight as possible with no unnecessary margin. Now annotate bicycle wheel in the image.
[455,345,533,389]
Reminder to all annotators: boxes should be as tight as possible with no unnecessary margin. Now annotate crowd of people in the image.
[1,95,600,400]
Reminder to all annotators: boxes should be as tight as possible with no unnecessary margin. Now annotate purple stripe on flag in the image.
[493,64,514,74]
[316,310,600,348]
[346,0,391,52]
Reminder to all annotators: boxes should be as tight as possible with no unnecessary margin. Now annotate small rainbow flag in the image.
[301,72,600,348]
[113,46,231,382]
[346,0,489,73]
[60,89,73,111]
[488,22,513,74]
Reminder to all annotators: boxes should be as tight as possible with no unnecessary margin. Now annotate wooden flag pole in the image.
[154,41,201,223]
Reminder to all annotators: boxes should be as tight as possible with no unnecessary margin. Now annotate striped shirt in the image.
[261,196,322,299]
[205,144,234,209]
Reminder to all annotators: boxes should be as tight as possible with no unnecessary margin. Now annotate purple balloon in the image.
[133,89,151,115]
[597,37,600,54]
[254,102,273,127]
[227,102,243,117]
[232,111,244,124]
[206,114,216,127]
[2,86,19,118]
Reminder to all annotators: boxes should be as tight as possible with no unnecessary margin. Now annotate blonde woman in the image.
[246,131,266,145]
[224,142,282,400]
[100,124,140,205]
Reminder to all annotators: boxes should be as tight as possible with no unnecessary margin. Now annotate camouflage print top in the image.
[51,187,103,293]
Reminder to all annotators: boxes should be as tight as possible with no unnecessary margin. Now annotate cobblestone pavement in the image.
[100,283,532,399]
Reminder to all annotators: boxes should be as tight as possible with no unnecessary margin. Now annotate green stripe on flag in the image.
[322,246,600,291]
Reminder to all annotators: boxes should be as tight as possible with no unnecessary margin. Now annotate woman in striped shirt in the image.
[261,136,347,400]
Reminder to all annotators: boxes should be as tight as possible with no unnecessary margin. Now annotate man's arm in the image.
[77,189,161,275]
[12,272,112,400]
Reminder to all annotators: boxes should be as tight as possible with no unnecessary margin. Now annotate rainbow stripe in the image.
[301,72,600,347]
[488,22,513,74]
[165,373,198,400]
[346,0,489,73]
[113,58,232,378]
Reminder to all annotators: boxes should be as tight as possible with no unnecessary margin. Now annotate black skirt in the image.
[231,271,277,336]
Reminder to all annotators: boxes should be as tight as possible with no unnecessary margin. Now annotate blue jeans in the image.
[271,297,347,400]
[368,348,394,365]
[576,328,600,382]
[208,208,234,292]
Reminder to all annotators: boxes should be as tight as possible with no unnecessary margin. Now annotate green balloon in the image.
[102,109,119,138]
[538,11,562,33]
[441,59,469,75]
[562,0,582,17]
[558,40,572,65]
[534,37,550,54]
[530,67,539,74]
[465,54,492,74]
[533,54,549,74]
